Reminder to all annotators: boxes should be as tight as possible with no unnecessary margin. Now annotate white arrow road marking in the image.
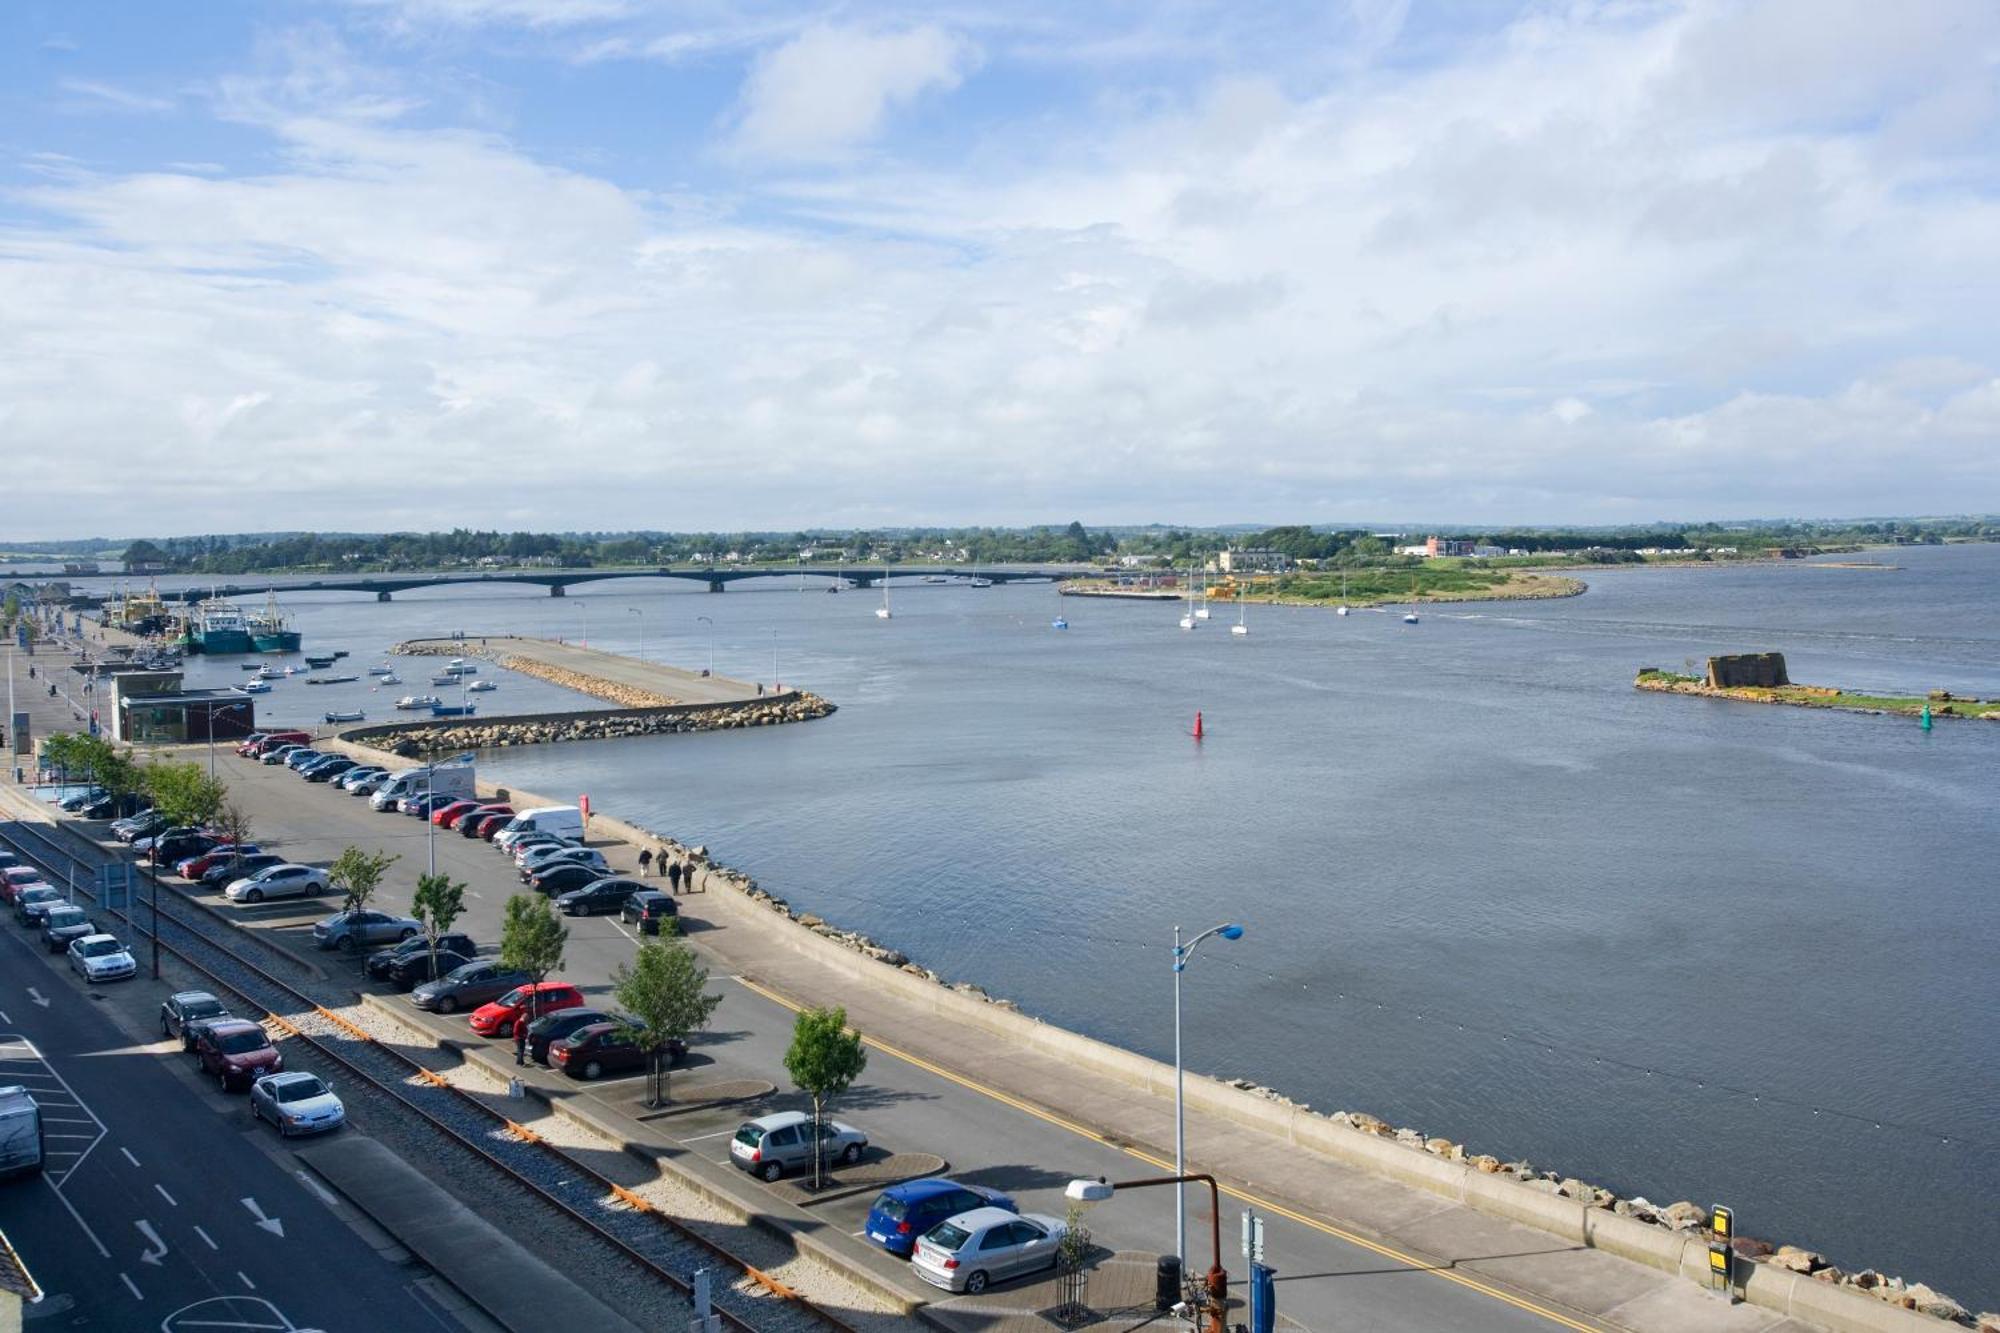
[241,1198,284,1237]
[27,989,49,1008]
[137,1220,168,1266]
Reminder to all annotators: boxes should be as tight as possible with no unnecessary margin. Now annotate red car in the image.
[176,843,257,880]
[431,800,482,829]
[470,809,515,841]
[469,982,586,1038]
[2,867,48,906]
[192,1018,284,1091]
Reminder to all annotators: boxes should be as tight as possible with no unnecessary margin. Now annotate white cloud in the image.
[57,79,175,113]
[725,24,979,162]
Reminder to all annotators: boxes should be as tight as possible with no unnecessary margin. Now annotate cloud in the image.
[725,24,979,162]
[57,79,175,113]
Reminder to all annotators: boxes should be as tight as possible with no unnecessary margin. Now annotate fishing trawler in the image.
[248,591,303,653]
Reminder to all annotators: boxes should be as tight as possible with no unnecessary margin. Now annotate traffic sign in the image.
[97,862,133,910]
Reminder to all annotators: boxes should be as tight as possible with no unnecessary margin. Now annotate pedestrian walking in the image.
[637,847,653,877]
[667,860,682,894]
[514,1015,529,1066]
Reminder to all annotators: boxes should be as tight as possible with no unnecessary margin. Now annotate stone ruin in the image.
[1707,652,1789,689]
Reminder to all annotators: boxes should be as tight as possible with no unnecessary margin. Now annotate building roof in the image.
[0,1226,42,1304]
[120,689,252,706]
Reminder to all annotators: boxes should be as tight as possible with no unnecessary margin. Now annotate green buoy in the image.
[1921,703,1933,732]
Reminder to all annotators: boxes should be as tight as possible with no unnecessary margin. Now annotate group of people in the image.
[634,846,698,892]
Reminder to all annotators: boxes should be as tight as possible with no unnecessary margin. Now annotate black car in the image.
[620,890,680,935]
[527,862,605,897]
[390,949,477,990]
[364,932,478,982]
[57,787,107,812]
[554,878,641,917]
[78,794,125,820]
[147,831,219,867]
[303,758,357,784]
[113,811,166,842]
[160,990,232,1049]
[200,852,284,890]
[523,1007,614,1065]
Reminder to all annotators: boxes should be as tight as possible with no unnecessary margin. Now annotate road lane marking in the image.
[730,974,1600,1333]
[119,1273,141,1301]
[27,988,49,1008]
[195,1225,218,1250]
[242,1197,285,1237]
[678,1129,737,1143]
[295,1169,339,1209]
[156,1184,178,1207]
[238,1271,257,1290]
[46,1179,110,1257]
[121,1147,142,1168]
[0,1008,10,1023]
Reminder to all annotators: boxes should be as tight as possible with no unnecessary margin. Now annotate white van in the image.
[0,1085,44,1179]
[370,761,476,812]
[493,805,584,851]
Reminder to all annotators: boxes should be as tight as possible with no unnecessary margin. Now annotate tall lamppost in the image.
[695,615,714,677]
[627,607,644,662]
[1173,922,1244,1269]
[1068,1174,1230,1332]
[208,700,251,785]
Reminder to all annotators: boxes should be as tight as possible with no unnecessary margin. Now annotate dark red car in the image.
[552,1023,684,1082]
[192,1018,284,1091]
[431,800,482,829]
[470,808,515,840]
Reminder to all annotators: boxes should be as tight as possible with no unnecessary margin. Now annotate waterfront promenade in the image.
[395,634,765,706]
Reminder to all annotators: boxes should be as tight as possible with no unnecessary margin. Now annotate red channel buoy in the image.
[1193,710,1204,740]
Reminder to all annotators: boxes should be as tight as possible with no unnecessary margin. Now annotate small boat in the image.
[1231,594,1249,636]
[238,663,264,672]
[1403,611,1420,625]
[331,650,349,660]
[876,576,892,620]
[1403,573,1420,624]
[366,664,395,676]
[1052,616,1068,630]
[431,673,459,686]
[235,681,272,694]
[323,710,365,724]
[376,673,401,686]
[258,664,283,678]
[430,703,476,718]
[970,577,993,588]
[1179,567,1199,629]
[307,674,360,685]
[924,575,949,584]
[303,655,337,669]
[395,695,441,710]
[466,679,496,692]
[1337,570,1351,616]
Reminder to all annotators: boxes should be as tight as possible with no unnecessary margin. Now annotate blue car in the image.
[862,1178,1016,1257]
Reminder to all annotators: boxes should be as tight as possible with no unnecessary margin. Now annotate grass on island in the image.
[1267,563,1583,605]
[1635,670,2000,719]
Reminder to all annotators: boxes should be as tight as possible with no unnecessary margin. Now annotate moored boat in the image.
[323,710,365,724]
[395,695,441,710]
[430,703,476,717]
[248,591,302,653]
[192,600,255,655]
[306,674,359,685]
[466,679,496,692]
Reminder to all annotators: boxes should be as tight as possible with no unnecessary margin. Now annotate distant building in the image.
[1217,548,1291,574]
[1425,537,1476,557]
[1471,544,1508,558]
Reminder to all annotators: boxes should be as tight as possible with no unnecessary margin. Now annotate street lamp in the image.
[627,607,644,662]
[1067,1174,1229,1332]
[1173,922,1243,1270]
[695,615,714,677]
[208,700,251,784]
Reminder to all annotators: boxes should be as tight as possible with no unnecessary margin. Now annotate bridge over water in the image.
[155,565,1079,603]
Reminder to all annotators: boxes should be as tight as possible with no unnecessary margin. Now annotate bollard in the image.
[507,1077,523,1099]
[1155,1254,1183,1311]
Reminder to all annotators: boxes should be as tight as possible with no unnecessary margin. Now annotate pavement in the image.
[399,635,764,705]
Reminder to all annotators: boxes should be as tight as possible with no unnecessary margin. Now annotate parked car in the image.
[235,733,269,757]
[41,905,98,953]
[249,1071,344,1137]
[461,806,513,838]
[176,844,260,880]
[510,835,582,866]
[398,792,449,818]
[470,811,515,840]
[470,982,586,1037]
[15,886,64,926]
[519,848,609,882]
[283,748,325,772]
[411,961,532,1015]
[68,933,137,983]
[78,794,124,820]
[864,1179,1019,1258]
[430,800,482,829]
[0,851,16,873]
[522,1007,614,1065]
[313,909,421,952]
[146,830,219,866]
[554,878,640,916]
[1,867,46,906]
[620,890,680,935]
[389,947,477,991]
[224,863,330,903]
[338,766,388,792]
[551,1022,681,1082]
[160,990,231,1046]
[910,1207,1067,1294]
[193,1019,283,1091]
[261,744,305,766]
[364,932,477,982]
[200,852,284,890]
[345,770,392,795]
[254,731,311,756]
[529,863,609,897]
[303,757,358,783]
[57,787,107,812]
[112,810,166,841]
[729,1111,868,1183]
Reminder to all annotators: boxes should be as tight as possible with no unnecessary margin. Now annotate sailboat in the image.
[1052,587,1068,631]
[827,561,842,593]
[1336,570,1351,616]
[1193,572,1211,619]
[1179,573,1198,630]
[875,570,892,619]
[1403,573,1421,624]
[1231,591,1249,636]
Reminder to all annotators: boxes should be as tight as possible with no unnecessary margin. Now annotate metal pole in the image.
[1174,923,1186,1269]
[770,627,778,691]
[426,743,437,878]
[697,616,714,676]
[150,852,160,979]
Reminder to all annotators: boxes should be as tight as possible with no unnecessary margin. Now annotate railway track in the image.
[0,816,863,1333]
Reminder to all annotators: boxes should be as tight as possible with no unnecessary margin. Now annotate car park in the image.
[224,863,330,903]
[249,1071,344,1136]
[729,1111,869,1183]
[15,885,64,926]
[364,932,476,983]
[313,909,421,952]
[551,1022,678,1081]
[430,800,482,829]
[522,1007,614,1065]
[910,1207,1067,1294]
[470,982,586,1037]
[554,878,640,917]
[112,810,166,841]
[461,806,512,838]
[411,961,532,1015]
[161,990,232,1045]
[529,862,607,897]
[864,1180,1019,1258]
[68,933,137,983]
[193,1019,283,1091]
[177,844,260,879]
[619,890,680,935]
[303,757,357,783]
[41,905,97,953]
[200,852,283,889]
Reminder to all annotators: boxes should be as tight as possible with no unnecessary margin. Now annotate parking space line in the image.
[121,1147,141,1168]
[120,1273,141,1301]
[678,1129,737,1143]
[156,1184,178,1207]
[194,1225,218,1250]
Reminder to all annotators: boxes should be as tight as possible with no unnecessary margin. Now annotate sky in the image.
[3,0,1998,538]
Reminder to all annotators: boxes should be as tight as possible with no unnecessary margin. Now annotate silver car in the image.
[69,933,137,983]
[728,1110,868,1182]
[224,863,329,903]
[911,1207,1068,1294]
[248,1071,344,1137]
[313,909,421,952]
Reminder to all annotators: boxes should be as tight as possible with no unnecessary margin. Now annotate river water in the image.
[109,547,2000,1305]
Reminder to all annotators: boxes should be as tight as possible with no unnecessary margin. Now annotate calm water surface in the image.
[131,548,2000,1303]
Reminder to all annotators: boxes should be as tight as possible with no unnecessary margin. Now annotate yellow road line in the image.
[732,974,1601,1332]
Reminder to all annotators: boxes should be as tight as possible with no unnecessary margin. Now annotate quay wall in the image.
[340,691,833,753]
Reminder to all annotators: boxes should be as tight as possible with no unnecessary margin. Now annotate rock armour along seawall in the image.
[347,693,834,753]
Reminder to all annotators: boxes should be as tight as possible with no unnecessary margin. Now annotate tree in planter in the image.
[328,847,399,922]
[498,893,567,1036]
[1055,1203,1095,1323]
[611,928,721,1106]
[208,801,255,881]
[782,1006,868,1191]
[411,873,467,981]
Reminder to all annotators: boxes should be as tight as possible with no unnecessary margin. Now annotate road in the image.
[0,917,458,1331]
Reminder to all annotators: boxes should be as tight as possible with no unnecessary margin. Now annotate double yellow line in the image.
[732,975,1599,1330]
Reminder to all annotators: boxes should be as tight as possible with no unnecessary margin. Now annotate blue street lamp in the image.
[1174,921,1244,1269]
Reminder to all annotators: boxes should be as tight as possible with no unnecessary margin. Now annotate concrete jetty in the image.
[393,634,762,706]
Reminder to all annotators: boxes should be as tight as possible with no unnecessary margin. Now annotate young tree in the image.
[612,929,721,1107]
[499,893,567,1030]
[783,1006,868,1190]
[209,801,255,878]
[328,846,399,916]
[411,872,467,980]
[141,761,227,840]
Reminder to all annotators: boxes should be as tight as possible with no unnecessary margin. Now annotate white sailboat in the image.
[875,571,892,619]
[1336,570,1351,616]
[1178,573,1198,630]
[1231,592,1249,636]
[1052,587,1068,631]
[1193,572,1211,619]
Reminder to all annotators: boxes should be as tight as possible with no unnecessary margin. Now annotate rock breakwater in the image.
[349,693,834,754]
